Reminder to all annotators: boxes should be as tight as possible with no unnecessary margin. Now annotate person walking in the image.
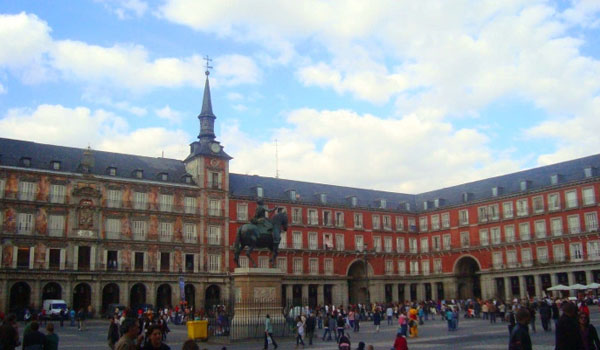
[44,323,59,350]
[555,302,584,350]
[579,312,600,350]
[508,308,532,350]
[77,308,86,331]
[539,301,551,332]
[69,308,76,327]
[264,314,278,350]
[551,301,560,330]
[336,314,345,341]
[322,314,332,341]
[295,316,305,349]
[115,318,144,350]
[305,312,316,346]
[0,314,19,350]
[108,316,120,350]
[386,305,394,326]
[141,324,170,350]
[373,308,381,333]
[22,321,45,350]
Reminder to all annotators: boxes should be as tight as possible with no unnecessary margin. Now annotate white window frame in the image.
[479,229,489,246]
[292,207,302,224]
[355,235,364,252]
[208,254,221,272]
[49,184,66,204]
[553,244,565,262]
[236,202,248,221]
[548,193,560,211]
[460,231,470,247]
[587,241,600,261]
[335,212,344,228]
[308,232,318,250]
[505,225,515,243]
[18,181,36,201]
[307,209,318,225]
[293,257,303,274]
[309,258,318,275]
[183,223,197,243]
[184,197,197,214]
[491,227,501,245]
[516,199,529,217]
[323,210,333,226]
[570,242,583,262]
[431,214,440,230]
[537,246,548,264]
[383,215,392,231]
[419,216,428,231]
[396,216,404,231]
[106,218,121,240]
[354,213,363,229]
[133,192,147,210]
[521,248,532,267]
[132,220,147,241]
[420,237,429,253]
[568,214,581,234]
[534,219,547,238]
[433,259,442,274]
[374,236,382,252]
[532,196,544,214]
[48,214,65,237]
[583,187,596,206]
[443,234,451,250]
[551,217,563,236]
[398,261,406,276]
[421,259,430,276]
[519,222,531,240]
[503,201,514,219]
[459,210,469,226]
[384,236,392,253]
[372,214,381,230]
[492,252,503,269]
[207,225,221,245]
[441,213,450,229]
[159,222,173,242]
[17,213,34,234]
[585,212,598,232]
[396,237,405,253]
[565,190,578,209]
[107,189,121,208]
[293,231,303,249]
[324,258,333,275]
[385,260,394,275]
[409,238,417,253]
[335,234,345,251]
[506,250,517,268]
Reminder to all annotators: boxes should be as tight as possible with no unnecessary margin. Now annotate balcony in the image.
[207,181,222,190]
[17,191,36,201]
[208,208,224,217]
[106,199,122,209]
[49,195,66,204]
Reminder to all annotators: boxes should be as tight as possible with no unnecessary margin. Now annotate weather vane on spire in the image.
[204,55,213,76]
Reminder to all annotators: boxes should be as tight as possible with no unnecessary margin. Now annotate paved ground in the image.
[21,310,599,350]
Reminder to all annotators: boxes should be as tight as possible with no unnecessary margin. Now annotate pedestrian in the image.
[22,321,45,350]
[322,314,332,341]
[393,333,408,350]
[264,314,278,350]
[69,308,76,327]
[338,334,351,350]
[142,324,170,350]
[336,314,345,341]
[555,302,584,350]
[115,318,144,350]
[508,308,531,350]
[386,305,394,326]
[0,314,19,350]
[59,308,65,327]
[539,301,551,332]
[295,316,305,349]
[181,339,199,350]
[373,308,381,333]
[551,301,560,330]
[44,323,59,350]
[108,316,120,350]
[446,308,453,331]
[398,311,408,336]
[578,312,600,350]
[77,308,86,331]
[305,312,316,346]
[357,341,366,350]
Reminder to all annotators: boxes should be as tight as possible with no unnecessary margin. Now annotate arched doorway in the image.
[102,283,120,314]
[130,283,146,310]
[42,282,62,301]
[347,260,369,305]
[454,256,481,299]
[156,284,172,310]
[10,282,31,314]
[184,284,195,309]
[204,285,220,311]
[73,283,91,311]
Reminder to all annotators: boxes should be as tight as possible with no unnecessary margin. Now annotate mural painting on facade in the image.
[123,186,132,208]
[34,242,46,269]
[149,187,158,210]
[174,250,182,272]
[148,216,158,240]
[174,218,183,242]
[36,176,49,201]
[6,174,18,198]
[2,243,13,267]
[121,248,131,271]
[121,216,132,239]
[78,199,94,229]
[148,245,158,271]
[174,191,183,210]
[35,208,47,235]
[3,208,16,232]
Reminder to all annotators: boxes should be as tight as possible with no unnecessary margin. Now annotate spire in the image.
[198,56,216,141]
[199,72,215,118]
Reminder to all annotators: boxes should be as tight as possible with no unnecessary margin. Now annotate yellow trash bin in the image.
[187,320,209,340]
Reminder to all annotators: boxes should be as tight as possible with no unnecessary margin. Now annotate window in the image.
[488,204,499,220]
[506,250,517,268]
[492,252,503,269]
[208,172,221,189]
[410,261,419,276]
[537,246,548,264]
[443,234,451,250]
[48,215,65,237]
[207,254,220,272]
[566,190,578,208]
[135,170,143,179]
[585,212,598,232]
[396,237,405,253]
[256,186,263,198]
[431,214,440,230]
[307,209,318,225]
[398,261,406,276]
[583,187,596,206]
[293,258,303,274]
[534,220,546,238]
[421,260,430,276]
[17,213,34,234]
[279,232,287,249]
[478,206,488,223]
[107,250,118,270]
[373,215,381,230]
[432,236,441,251]
[308,232,318,250]
[236,202,248,221]
[460,232,470,247]
[409,238,417,253]
[516,199,528,217]
[408,217,416,232]
[320,193,327,204]
[132,220,147,241]
[396,216,404,231]
[258,256,269,268]
[519,222,531,240]
[419,216,428,231]
[184,223,197,243]
[521,248,532,267]
[441,213,450,228]
[292,208,302,224]
[491,227,501,244]
[133,192,147,210]
[505,225,515,243]
[383,215,392,230]
[335,212,344,228]
[384,236,392,253]
[208,226,221,245]
[106,218,121,239]
[277,257,288,273]
[185,254,195,272]
[433,259,442,274]
[503,202,514,219]
[587,241,600,261]
[553,244,565,262]
[335,234,345,251]
[479,229,489,246]
[107,189,121,208]
[238,256,249,268]
[288,190,296,201]
[568,215,581,234]
[551,218,563,236]
[49,249,60,269]
[532,196,544,214]
[459,210,469,226]
[309,258,318,275]
[374,236,382,252]
[108,167,117,176]
[548,193,560,211]
[323,210,332,226]
[159,222,173,242]
[293,231,303,249]
[420,237,429,253]
[17,247,30,268]
[184,197,196,214]
[385,260,394,275]
[570,242,583,262]
[134,252,144,272]
[18,181,36,201]
[355,235,364,251]
[49,184,65,204]
[208,199,221,216]
[354,213,363,228]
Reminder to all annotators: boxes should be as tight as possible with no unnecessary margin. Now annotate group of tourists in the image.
[0,314,59,350]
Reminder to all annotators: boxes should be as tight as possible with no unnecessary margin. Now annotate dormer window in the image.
[492,187,503,197]
[134,169,143,179]
[376,199,387,209]
[550,174,560,185]
[320,193,327,204]
[462,192,473,203]
[348,196,358,207]
[584,167,595,178]
[434,198,444,208]
[423,201,430,210]
[256,186,264,198]
[520,180,530,191]
[159,173,168,181]
[108,167,117,176]
[405,202,411,211]
[289,190,297,201]
[21,157,31,167]
[184,175,192,184]
[51,161,61,170]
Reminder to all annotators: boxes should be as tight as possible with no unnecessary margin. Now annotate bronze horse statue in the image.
[233,211,288,268]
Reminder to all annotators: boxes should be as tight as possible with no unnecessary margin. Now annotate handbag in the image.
[267,335,273,344]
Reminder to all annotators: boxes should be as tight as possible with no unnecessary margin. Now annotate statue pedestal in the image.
[230,267,285,340]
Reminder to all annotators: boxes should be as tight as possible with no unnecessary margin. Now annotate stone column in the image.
[317,284,324,306]
[443,279,457,300]
[518,276,526,299]
[120,281,129,306]
[567,271,575,286]
[504,277,512,300]
[197,282,205,309]
[392,284,399,302]
[534,275,542,298]
[65,280,72,308]
[92,281,102,316]
[0,279,7,312]
[416,283,425,301]
[550,274,558,298]
[286,284,293,304]
[431,283,438,301]
[301,284,309,305]
[585,270,593,285]
[340,282,349,307]
[32,279,41,309]
[480,275,493,300]
[148,282,156,308]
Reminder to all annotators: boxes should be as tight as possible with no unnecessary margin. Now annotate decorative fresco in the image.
[2,243,13,267]
[148,245,158,270]
[6,174,18,197]
[121,248,131,270]
[123,186,132,208]
[78,199,94,229]
[148,215,158,240]
[174,217,183,242]
[34,242,46,269]
[3,208,16,233]
[36,176,49,201]
[35,208,47,235]
[174,250,182,271]
[121,215,132,239]
[149,187,158,210]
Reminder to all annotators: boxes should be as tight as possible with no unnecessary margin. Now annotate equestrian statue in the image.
[233,200,288,268]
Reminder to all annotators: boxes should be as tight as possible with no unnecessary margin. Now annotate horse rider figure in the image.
[251,200,276,235]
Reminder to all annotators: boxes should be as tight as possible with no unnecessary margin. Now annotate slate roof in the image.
[0,137,194,185]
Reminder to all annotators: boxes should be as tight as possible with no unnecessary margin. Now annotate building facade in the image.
[1,73,600,314]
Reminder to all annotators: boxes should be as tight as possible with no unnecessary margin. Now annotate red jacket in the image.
[393,336,408,350]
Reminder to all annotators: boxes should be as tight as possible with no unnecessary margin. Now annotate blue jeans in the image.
[296,334,305,346]
[322,328,332,341]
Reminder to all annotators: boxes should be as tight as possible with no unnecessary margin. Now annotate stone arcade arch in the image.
[10,281,31,313]
[347,260,370,305]
[130,283,147,310]
[184,284,195,309]
[204,284,220,311]
[454,256,482,299]
[102,283,120,314]
[42,282,62,302]
[73,283,92,311]
[156,284,172,310]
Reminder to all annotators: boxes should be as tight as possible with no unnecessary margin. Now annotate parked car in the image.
[42,299,68,320]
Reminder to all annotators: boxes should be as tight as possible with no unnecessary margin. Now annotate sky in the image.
[0,0,599,194]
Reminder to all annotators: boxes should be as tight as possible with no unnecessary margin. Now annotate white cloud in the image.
[155,105,182,124]
[95,0,148,19]
[81,92,147,116]
[213,54,261,86]
[0,82,5,94]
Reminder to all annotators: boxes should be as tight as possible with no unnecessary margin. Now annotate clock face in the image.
[210,143,221,153]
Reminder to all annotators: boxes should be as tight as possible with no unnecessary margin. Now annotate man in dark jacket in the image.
[508,308,532,350]
[0,314,19,350]
[555,302,584,350]
[305,312,316,345]
[108,317,120,349]
[539,302,551,332]
[22,321,46,350]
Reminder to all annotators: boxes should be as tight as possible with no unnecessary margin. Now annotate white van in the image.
[42,299,67,318]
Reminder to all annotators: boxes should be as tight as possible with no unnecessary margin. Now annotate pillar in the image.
[480,275,493,300]
[149,282,156,308]
[120,281,129,306]
[518,276,526,299]
[301,284,309,305]
[504,277,511,300]
[65,280,72,308]
[534,275,542,298]
[416,284,425,301]
[0,279,7,312]
[586,270,593,285]
[92,281,102,315]
[196,282,205,308]
[392,284,399,302]
[431,282,438,301]
[32,279,41,309]
[443,279,457,300]
[567,271,575,286]
[286,284,293,304]
[317,284,324,306]
[550,274,558,298]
